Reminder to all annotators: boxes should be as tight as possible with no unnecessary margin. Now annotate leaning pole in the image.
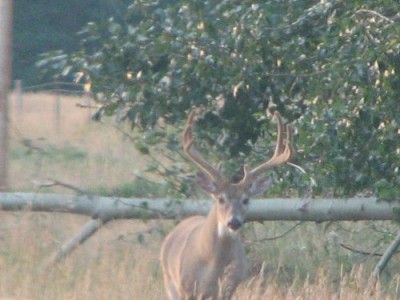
[0,0,13,191]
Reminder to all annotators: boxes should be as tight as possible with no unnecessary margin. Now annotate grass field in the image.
[1,92,399,299]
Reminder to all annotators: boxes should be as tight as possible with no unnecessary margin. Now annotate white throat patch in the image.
[218,222,238,237]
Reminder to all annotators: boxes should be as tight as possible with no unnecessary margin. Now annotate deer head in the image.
[183,110,295,235]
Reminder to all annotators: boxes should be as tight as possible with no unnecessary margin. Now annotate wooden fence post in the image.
[0,0,13,191]
[54,81,61,134]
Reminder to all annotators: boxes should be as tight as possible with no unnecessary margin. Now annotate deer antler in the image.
[183,111,225,186]
[239,111,294,186]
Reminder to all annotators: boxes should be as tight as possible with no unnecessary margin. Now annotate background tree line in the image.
[20,0,400,199]
[13,0,132,86]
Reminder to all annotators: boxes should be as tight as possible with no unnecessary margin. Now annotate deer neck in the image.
[197,204,239,260]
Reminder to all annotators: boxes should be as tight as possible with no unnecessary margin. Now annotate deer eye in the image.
[242,198,250,205]
[218,197,225,205]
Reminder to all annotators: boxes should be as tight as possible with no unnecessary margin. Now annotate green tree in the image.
[40,0,400,197]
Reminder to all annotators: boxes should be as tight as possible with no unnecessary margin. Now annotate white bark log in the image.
[371,230,400,281]
[1,192,399,275]
[0,192,398,222]
[38,218,105,272]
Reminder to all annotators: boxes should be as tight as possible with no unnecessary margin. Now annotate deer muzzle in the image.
[227,217,243,231]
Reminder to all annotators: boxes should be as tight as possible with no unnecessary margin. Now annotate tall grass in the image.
[0,212,165,299]
[1,92,399,299]
[8,92,150,192]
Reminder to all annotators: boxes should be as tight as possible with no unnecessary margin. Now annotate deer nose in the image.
[227,218,243,231]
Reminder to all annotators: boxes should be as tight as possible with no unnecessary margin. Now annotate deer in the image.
[160,110,295,300]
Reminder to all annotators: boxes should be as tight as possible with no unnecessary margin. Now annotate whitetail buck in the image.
[160,111,294,299]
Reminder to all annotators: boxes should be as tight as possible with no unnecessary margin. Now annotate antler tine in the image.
[272,111,285,158]
[183,110,224,184]
[240,112,294,184]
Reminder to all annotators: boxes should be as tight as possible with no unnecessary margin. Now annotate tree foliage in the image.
[40,0,400,197]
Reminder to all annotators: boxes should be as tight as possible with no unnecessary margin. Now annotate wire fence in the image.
[12,80,94,134]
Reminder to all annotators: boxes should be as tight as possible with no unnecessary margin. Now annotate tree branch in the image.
[339,242,383,257]
[38,218,106,272]
[355,9,395,24]
[33,178,89,195]
[370,230,400,284]
[256,222,303,242]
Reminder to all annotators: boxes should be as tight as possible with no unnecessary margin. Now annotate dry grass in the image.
[1,92,399,299]
[1,211,395,300]
[8,92,150,191]
[0,212,165,300]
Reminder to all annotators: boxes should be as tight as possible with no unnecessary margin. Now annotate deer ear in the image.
[196,172,220,193]
[247,176,273,196]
